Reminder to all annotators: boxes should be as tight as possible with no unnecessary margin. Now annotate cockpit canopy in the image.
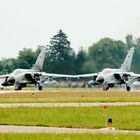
[12,69,23,75]
[12,69,32,75]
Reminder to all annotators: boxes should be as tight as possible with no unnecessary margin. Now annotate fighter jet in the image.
[0,46,47,90]
[74,47,140,91]
[0,46,74,90]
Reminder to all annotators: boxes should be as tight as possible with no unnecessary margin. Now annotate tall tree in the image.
[0,58,17,74]
[75,47,89,74]
[46,30,75,74]
[16,48,37,69]
[0,60,3,74]
[88,38,127,71]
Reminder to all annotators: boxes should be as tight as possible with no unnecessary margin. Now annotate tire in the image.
[126,86,130,91]
[103,86,109,91]
[106,86,109,90]
[38,85,42,91]
[15,86,22,90]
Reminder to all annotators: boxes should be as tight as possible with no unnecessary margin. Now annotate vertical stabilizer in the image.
[32,46,46,71]
[120,47,135,71]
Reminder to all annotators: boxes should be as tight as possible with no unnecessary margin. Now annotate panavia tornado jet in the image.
[74,47,140,91]
[0,46,47,90]
[0,46,74,90]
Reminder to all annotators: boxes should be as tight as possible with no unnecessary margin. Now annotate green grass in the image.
[0,89,140,103]
[0,106,140,130]
[0,133,140,140]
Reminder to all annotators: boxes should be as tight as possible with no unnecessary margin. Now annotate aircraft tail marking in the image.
[32,46,46,72]
[120,47,135,71]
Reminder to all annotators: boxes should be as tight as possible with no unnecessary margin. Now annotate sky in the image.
[0,0,140,59]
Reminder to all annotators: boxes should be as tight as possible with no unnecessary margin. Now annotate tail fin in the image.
[120,47,135,71]
[32,46,46,71]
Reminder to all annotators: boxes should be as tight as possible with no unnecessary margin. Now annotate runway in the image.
[0,90,39,94]
[0,90,139,134]
[0,125,139,134]
[0,102,140,108]
[0,89,140,94]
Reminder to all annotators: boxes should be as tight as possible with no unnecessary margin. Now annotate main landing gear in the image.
[15,82,22,90]
[38,84,43,91]
[103,82,109,91]
[126,85,131,91]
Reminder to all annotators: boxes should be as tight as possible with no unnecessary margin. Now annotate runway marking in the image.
[0,89,140,94]
[0,125,139,134]
[0,102,140,108]
[0,90,39,94]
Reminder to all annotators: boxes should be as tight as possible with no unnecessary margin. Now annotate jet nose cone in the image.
[96,76,104,84]
[7,76,15,84]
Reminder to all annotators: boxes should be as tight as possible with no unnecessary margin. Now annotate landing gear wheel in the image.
[15,82,22,90]
[103,82,109,91]
[126,86,130,92]
[38,85,42,91]
[103,84,109,91]
[15,85,22,90]
[103,86,109,91]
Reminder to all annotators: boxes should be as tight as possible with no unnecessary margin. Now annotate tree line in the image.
[0,30,140,75]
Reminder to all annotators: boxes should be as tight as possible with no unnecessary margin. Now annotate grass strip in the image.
[0,133,140,140]
[0,90,140,103]
[0,106,139,130]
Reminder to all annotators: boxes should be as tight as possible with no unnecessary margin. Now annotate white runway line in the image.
[0,102,140,108]
[0,125,139,134]
[0,90,39,94]
[0,89,140,94]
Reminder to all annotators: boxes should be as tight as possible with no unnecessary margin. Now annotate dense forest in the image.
[0,30,140,75]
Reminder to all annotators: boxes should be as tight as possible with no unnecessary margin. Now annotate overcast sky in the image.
[0,0,140,59]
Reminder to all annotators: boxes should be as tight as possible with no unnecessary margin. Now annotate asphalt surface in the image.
[0,125,139,134]
[0,102,140,108]
[0,90,39,94]
[0,89,139,94]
